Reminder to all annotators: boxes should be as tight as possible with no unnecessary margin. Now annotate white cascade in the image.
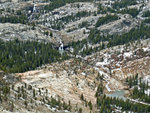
[59,40,64,55]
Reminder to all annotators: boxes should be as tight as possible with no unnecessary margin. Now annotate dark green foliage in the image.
[97,4,107,14]
[0,39,68,73]
[44,0,93,11]
[49,97,59,108]
[78,108,82,113]
[95,83,104,97]
[96,82,150,113]
[96,95,150,112]
[47,97,71,110]
[28,85,32,90]
[24,100,28,108]
[79,21,89,28]
[97,4,115,14]
[96,14,119,27]
[107,25,150,47]
[113,0,137,9]
[0,80,72,111]
[0,15,28,24]
[33,89,36,98]
[126,74,138,88]
[127,75,150,104]
[51,11,91,30]
[118,8,139,17]
[88,101,92,110]
[80,93,84,100]
[144,18,150,23]
[0,84,11,103]
[1,86,10,96]
[68,24,150,56]
[44,31,53,37]
[69,28,104,56]
[142,10,150,17]
[16,10,22,15]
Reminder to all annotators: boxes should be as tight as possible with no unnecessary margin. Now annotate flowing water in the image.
[59,40,64,55]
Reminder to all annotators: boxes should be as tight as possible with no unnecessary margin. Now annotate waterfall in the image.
[59,40,64,55]
[33,4,36,13]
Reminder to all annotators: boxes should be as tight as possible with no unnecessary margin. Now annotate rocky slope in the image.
[0,0,150,113]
